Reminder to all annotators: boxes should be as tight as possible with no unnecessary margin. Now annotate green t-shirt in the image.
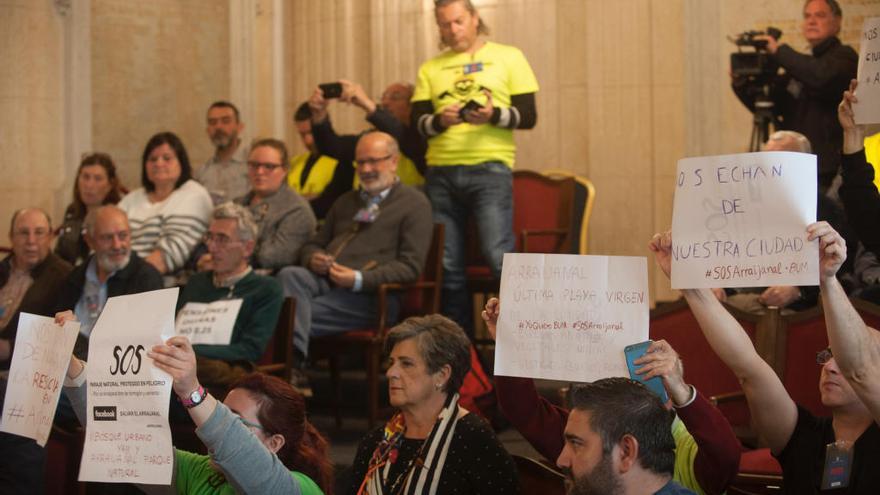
[174,449,324,494]
[413,41,539,167]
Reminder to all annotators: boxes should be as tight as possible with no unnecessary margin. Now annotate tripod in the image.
[749,94,776,152]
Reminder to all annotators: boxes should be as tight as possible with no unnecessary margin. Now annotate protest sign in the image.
[0,314,78,446]
[671,151,818,289]
[854,17,880,124]
[80,288,178,485]
[175,299,242,345]
[494,254,649,382]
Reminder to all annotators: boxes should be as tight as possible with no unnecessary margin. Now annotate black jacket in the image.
[54,252,164,359]
[733,36,858,185]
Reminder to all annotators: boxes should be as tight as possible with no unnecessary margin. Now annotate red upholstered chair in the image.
[729,448,783,494]
[465,170,579,294]
[771,305,829,417]
[513,455,566,495]
[649,299,759,430]
[310,224,444,427]
[851,296,880,332]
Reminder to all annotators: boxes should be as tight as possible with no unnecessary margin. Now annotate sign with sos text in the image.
[79,288,178,485]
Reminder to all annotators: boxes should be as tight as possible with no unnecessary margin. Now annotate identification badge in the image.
[821,440,852,490]
[463,62,483,74]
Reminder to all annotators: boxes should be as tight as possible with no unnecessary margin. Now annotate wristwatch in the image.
[180,385,207,409]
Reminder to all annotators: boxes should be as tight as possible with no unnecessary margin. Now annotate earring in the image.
[434,382,442,390]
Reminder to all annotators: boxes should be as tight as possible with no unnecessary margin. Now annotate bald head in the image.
[8,208,53,270]
[764,131,812,153]
[381,82,415,124]
[355,131,399,195]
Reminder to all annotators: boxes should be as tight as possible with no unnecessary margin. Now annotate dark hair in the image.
[229,373,334,495]
[568,378,676,476]
[293,102,312,122]
[434,0,490,39]
[140,132,192,192]
[208,100,240,122]
[250,138,290,170]
[805,0,842,17]
[71,152,122,219]
[384,314,471,394]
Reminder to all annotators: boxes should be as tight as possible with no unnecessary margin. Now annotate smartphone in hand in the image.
[319,82,343,99]
[624,340,669,403]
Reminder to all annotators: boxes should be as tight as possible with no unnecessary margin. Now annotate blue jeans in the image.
[276,266,398,356]
[425,162,514,330]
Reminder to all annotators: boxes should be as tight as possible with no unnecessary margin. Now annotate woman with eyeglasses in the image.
[350,314,517,494]
[56,153,124,265]
[119,132,213,277]
[62,335,333,494]
[228,138,316,272]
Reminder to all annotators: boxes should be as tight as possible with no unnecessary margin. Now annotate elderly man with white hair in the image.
[177,202,283,392]
[55,205,164,359]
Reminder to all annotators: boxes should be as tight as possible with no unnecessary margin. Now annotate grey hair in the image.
[83,205,128,236]
[804,0,842,18]
[768,130,812,153]
[384,314,471,395]
[212,202,258,242]
[435,0,490,47]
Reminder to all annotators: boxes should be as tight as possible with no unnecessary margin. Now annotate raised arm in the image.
[481,298,568,461]
[634,339,741,494]
[650,232,797,454]
[812,221,880,421]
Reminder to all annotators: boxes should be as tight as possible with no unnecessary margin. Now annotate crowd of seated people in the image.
[2,0,880,493]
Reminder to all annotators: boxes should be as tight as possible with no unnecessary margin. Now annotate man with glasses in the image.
[178,202,283,392]
[197,101,249,204]
[307,80,427,188]
[54,205,163,359]
[277,131,432,376]
[233,138,316,272]
[0,208,71,366]
[649,222,880,491]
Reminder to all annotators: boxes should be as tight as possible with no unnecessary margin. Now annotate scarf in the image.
[358,393,464,495]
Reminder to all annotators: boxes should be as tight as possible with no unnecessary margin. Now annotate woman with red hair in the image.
[63,334,333,494]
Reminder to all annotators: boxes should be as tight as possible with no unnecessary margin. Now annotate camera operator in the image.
[732,0,857,189]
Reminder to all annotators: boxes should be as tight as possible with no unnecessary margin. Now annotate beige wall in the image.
[0,0,66,236]
[2,0,877,305]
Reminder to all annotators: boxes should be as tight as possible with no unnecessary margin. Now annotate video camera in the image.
[729,27,782,80]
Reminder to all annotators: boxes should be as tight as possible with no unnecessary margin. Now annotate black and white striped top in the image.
[119,180,213,273]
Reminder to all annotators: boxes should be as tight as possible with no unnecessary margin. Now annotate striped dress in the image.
[119,180,213,273]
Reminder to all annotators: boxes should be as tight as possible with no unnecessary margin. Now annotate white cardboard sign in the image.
[671,152,818,289]
[855,17,880,125]
[0,313,79,446]
[175,299,242,345]
[79,288,178,485]
[494,254,649,382]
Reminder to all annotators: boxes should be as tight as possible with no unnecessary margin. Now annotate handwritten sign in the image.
[175,299,242,345]
[494,254,649,382]
[855,17,880,124]
[80,288,178,485]
[671,152,818,289]
[0,314,78,446]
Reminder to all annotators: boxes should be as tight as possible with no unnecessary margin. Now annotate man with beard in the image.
[557,378,695,495]
[197,101,249,204]
[55,205,163,359]
[277,131,432,369]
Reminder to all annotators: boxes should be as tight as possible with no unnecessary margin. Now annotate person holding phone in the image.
[307,79,427,188]
[412,0,539,336]
[650,224,880,492]
[482,298,741,495]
